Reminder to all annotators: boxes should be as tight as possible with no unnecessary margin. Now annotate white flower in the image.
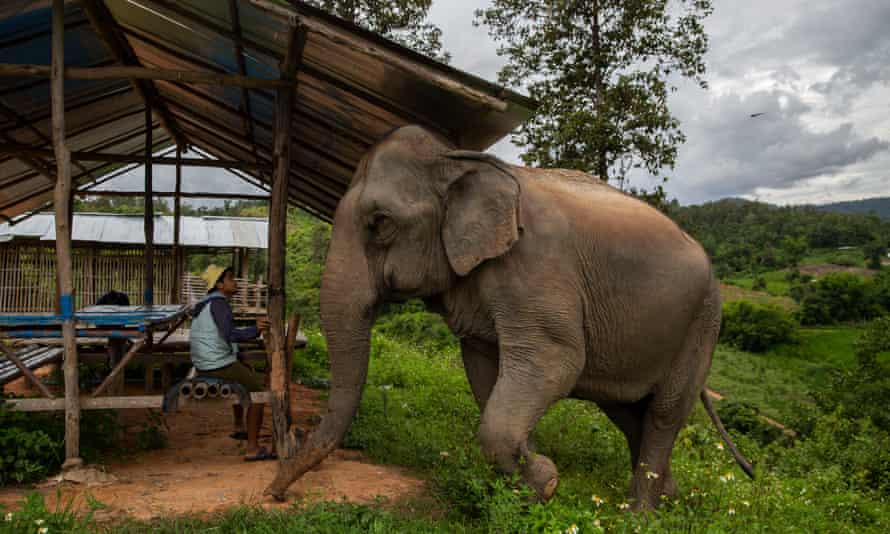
[591,494,605,506]
[645,470,659,480]
[728,508,736,515]
[593,519,601,527]
[38,528,48,534]
[719,471,736,483]
[35,519,45,526]
[565,524,579,534]
[4,512,12,522]
[618,502,631,511]
[439,451,449,458]
[742,500,751,507]
[716,442,725,451]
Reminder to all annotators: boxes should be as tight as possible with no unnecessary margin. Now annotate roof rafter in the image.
[79,0,187,148]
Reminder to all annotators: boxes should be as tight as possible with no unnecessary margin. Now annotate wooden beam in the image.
[249,0,510,112]
[171,145,183,304]
[79,0,188,148]
[0,98,96,181]
[74,190,270,201]
[0,143,266,169]
[0,341,55,398]
[91,339,146,398]
[144,105,154,306]
[228,0,263,176]
[51,0,82,470]
[0,63,293,89]
[4,392,272,412]
[267,24,307,471]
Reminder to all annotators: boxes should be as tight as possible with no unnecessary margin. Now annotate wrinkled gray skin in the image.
[266,125,751,510]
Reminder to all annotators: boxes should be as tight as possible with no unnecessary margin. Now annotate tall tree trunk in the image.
[592,1,609,183]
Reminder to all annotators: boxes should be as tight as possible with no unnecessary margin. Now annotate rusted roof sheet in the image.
[0,212,268,248]
[0,1,536,222]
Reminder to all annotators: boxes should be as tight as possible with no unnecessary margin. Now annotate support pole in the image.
[171,145,182,304]
[267,25,307,464]
[51,0,82,470]
[144,106,154,306]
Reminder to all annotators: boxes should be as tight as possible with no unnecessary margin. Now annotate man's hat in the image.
[201,264,230,292]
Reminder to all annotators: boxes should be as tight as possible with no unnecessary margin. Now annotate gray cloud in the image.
[664,89,889,203]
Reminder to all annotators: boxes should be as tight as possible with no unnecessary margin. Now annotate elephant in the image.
[265,125,753,510]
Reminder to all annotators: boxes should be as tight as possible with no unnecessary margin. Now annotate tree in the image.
[306,1,450,63]
[477,0,712,188]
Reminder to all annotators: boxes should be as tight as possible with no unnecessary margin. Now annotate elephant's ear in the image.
[441,151,521,277]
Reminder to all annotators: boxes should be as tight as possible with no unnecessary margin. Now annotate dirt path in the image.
[0,383,425,521]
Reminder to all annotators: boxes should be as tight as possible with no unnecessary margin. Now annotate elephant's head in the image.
[266,125,521,494]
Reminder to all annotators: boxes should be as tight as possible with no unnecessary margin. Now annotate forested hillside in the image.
[670,198,890,276]
[815,196,890,219]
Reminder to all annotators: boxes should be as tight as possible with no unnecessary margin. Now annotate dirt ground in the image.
[0,379,426,522]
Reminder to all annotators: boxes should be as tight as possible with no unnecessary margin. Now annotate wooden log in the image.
[267,25,307,463]
[80,0,188,147]
[91,339,146,398]
[0,63,294,89]
[144,105,155,306]
[0,143,265,169]
[0,341,55,398]
[248,0,510,112]
[106,338,126,396]
[4,392,272,412]
[171,145,183,304]
[74,190,270,200]
[51,0,82,470]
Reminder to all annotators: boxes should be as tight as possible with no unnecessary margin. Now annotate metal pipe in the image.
[192,381,208,399]
[206,382,220,398]
[178,382,193,398]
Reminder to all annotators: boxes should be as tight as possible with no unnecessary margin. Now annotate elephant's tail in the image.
[700,390,755,479]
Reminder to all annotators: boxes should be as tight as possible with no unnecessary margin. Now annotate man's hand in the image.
[256,317,271,332]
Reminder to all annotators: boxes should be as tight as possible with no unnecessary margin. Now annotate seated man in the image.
[191,265,274,461]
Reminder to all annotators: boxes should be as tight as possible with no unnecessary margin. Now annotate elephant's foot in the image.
[629,467,675,511]
[521,452,559,501]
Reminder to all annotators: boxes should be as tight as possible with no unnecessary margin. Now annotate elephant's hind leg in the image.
[631,296,719,511]
[477,341,584,501]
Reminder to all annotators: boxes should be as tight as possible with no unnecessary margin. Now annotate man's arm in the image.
[210,298,259,342]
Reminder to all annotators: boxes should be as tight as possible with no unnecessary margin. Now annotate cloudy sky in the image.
[105,0,890,207]
[430,0,890,206]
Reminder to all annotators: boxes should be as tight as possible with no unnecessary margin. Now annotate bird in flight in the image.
[750,112,766,118]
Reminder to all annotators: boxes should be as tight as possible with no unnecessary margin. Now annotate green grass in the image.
[802,247,866,267]
[709,326,865,420]
[726,270,792,296]
[4,329,890,532]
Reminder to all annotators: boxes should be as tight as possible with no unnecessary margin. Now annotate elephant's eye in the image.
[367,213,396,244]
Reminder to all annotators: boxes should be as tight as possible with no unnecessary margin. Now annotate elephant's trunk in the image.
[265,199,376,500]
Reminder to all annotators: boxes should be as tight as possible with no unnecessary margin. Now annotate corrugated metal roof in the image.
[0,1,536,222]
[0,212,267,248]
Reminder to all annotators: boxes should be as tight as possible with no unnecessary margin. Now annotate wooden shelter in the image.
[0,0,534,480]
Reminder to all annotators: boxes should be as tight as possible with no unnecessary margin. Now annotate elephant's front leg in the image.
[477,340,583,500]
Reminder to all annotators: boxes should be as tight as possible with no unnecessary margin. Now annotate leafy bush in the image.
[716,400,784,446]
[793,272,882,325]
[0,415,61,484]
[375,301,457,352]
[720,300,797,352]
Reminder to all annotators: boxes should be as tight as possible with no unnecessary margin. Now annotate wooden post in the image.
[144,106,154,306]
[171,145,183,304]
[51,0,82,470]
[267,25,307,462]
